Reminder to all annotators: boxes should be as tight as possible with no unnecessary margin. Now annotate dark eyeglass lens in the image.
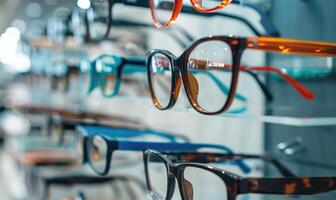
[150,0,175,26]
[146,153,169,199]
[89,135,108,174]
[187,40,233,113]
[87,0,109,40]
[95,56,119,97]
[182,166,228,200]
[149,53,173,109]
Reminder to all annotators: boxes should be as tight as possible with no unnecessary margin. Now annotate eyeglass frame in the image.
[83,133,250,176]
[145,35,335,115]
[144,149,336,200]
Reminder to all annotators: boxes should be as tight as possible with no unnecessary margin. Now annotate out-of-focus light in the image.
[0,27,21,65]
[11,19,27,33]
[26,2,42,18]
[13,53,31,73]
[5,27,21,42]
[77,0,91,9]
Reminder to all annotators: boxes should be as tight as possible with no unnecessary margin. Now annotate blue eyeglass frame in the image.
[83,132,250,176]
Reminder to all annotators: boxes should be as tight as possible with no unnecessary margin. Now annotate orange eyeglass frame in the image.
[149,0,233,29]
[146,35,336,115]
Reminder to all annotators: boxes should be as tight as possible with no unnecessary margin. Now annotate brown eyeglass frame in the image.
[146,35,336,115]
[149,0,233,28]
[144,149,336,200]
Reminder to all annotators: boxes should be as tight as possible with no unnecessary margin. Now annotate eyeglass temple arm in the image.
[189,59,314,100]
[78,125,190,142]
[241,177,336,195]
[165,153,294,177]
[115,141,251,173]
[243,71,274,101]
[230,154,295,177]
[247,37,336,57]
[239,66,315,100]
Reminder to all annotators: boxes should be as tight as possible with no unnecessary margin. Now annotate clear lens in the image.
[146,152,169,199]
[95,56,120,97]
[182,166,228,200]
[187,40,233,113]
[71,8,87,43]
[149,53,173,109]
[88,135,108,174]
[87,0,109,40]
[193,0,224,10]
[150,0,174,26]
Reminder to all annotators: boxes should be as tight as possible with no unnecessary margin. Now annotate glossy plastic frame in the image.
[85,0,279,37]
[144,149,336,200]
[72,5,194,47]
[88,54,274,105]
[87,54,250,110]
[145,35,334,115]
[149,0,232,28]
[84,134,250,176]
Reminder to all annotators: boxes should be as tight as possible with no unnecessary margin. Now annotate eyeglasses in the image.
[71,4,195,46]
[87,54,279,114]
[85,54,148,98]
[41,175,147,200]
[86,0,278,36]
[144,149,336,200]
[149,0,233,28]
[144,35,336,115]
[76,124,194,167]
[86,54,247,103]
[83,133,250,176]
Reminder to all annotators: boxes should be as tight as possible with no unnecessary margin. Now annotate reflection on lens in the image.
[89,135,108,174]
[87,0,109,40]
[147,153,168,199]
[150,0,174,26]
[183,166,228,200]
[194,0,224,10]
[187,40,233,113]
[149,53,172,108]
[95,56,119,96]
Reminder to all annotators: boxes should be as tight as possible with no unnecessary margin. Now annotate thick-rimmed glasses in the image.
[85,54,249,109]
[83,133,249,176]
[144,149,336,200]
[149,0,232,28]
[145,35,336,115]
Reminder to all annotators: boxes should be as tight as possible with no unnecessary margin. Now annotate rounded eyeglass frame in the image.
[149,0,233,29]
[146,35,245,115]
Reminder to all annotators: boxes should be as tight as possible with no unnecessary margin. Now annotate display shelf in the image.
[5,84,336,127]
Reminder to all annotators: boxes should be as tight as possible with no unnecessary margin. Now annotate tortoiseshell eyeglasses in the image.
[145,35,336,115]
[144,149,336,200]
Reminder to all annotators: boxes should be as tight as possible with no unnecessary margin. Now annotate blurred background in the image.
[0,0,335,200]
